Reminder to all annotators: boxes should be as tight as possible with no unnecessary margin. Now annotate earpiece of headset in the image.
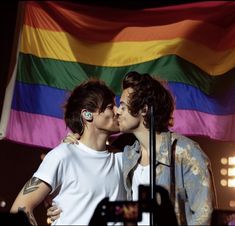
[83,111,93,121]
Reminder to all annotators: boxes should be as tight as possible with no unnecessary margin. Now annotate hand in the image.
[62,132,80,144]
[46,204,62,223]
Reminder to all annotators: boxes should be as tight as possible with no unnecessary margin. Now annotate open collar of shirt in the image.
[127,131,173,167]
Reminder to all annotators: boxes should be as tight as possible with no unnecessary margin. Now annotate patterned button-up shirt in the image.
[122,131,216,225]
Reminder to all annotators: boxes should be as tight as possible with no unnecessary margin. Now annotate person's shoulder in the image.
[172,132,209,161]
[114,152,123,163]
[123,140,140,158]
[45,143,75,160]
[172,132,199,148]
[123,140,138,150]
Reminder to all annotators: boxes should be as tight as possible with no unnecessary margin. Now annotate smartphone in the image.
[105,201,141,222]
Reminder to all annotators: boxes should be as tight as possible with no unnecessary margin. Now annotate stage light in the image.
[220,179,227,187]
[228,157,235,165]
[228,168,235,177]
[228,179,235,188]
[220,168,227,176]
[221,158,228,165]
[0,200,6,208]
[220,156,235,188]
[229,200,235,208]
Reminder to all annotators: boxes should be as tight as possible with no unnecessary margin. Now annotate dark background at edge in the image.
[0,1,235,224]
[0,2,51,224]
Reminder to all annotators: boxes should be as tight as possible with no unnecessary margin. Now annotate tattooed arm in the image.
[10,177,51,226]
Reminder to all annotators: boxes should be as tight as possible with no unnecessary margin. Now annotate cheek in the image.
[102,113,115,124]
[120,113,138,127]
[123,112,133,121]
[119,119,137,132]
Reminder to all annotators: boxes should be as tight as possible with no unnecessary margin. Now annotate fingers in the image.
[47,215,59,224]
[74,133,80,139]
[63,132,80,144]
[47,206,62,222]
[47,206,62,216]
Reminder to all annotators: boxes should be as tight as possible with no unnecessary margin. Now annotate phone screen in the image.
[106,201,141,222]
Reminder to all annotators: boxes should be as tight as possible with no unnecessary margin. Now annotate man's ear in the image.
[141,105,148,116]
[81,109,93,121]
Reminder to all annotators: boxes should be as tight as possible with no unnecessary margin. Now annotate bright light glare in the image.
[228,156,235,165]
[220,179,227,186]
[230,200,235,208]
[228,178,235,187]
[221,158,228,165]
[220,168,227,175]
[228,168,235,176]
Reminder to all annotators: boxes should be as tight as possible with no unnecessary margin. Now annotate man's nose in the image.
[113,106,118,114]
[114,106,121,115]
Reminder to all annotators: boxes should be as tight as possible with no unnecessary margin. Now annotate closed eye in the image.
[119,102,128,111]
[106,104,114,110]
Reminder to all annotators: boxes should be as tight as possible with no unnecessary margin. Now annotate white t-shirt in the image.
[33,142,126,225]
[132,164,150,226]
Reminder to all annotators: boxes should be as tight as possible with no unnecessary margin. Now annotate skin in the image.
[49,85,213,225]
[47,88,153,220]
[10,177,51,225]
[10,102,119,225]
[117,87,158,166]
[47,87,154,220]
[80,103,119,151]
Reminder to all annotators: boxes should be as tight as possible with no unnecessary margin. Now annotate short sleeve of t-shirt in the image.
[33,145,64,192]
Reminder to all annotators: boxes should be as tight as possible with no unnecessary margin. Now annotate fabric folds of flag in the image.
[1,1,235,148]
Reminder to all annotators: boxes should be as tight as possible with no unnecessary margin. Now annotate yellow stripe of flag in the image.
[21,25,235,75]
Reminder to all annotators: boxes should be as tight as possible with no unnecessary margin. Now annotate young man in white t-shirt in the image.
[47,72,216,225]
[10,80,126,225]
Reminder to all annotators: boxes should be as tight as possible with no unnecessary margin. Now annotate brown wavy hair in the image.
[64,79,115,134]
[122,71,174,132]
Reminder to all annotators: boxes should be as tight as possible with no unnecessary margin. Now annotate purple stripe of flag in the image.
[172,109,235,141]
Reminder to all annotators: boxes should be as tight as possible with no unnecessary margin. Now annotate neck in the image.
[79,128,108,151]
[133,122,151,151]
[135,130,149,166]
[133,126,164,150]
[134,129,149,152]
[133,127,162,166]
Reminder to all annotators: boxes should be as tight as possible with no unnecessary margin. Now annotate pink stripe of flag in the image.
[6,110,70,148]
[172,109,235,141]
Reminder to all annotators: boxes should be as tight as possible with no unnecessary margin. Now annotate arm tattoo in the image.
[18,207,38,226]
[23,177,43,195]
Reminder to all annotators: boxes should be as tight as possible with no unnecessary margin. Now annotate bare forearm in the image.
[11,177,51,225]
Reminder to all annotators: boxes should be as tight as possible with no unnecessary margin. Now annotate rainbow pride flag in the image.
[1,1,235,148]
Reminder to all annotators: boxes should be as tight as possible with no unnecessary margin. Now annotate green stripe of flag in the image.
[17,53,235,95]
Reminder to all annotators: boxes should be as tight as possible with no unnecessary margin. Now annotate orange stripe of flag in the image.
[24,1,235,51]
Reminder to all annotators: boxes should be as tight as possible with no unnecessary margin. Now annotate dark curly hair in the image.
[64,79,115,134]
[122,71,174,132]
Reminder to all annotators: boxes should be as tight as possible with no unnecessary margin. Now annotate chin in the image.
[109,131,120,135]
[118,125,125,131]
[109,127,120,133]
[119,128,131,133]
